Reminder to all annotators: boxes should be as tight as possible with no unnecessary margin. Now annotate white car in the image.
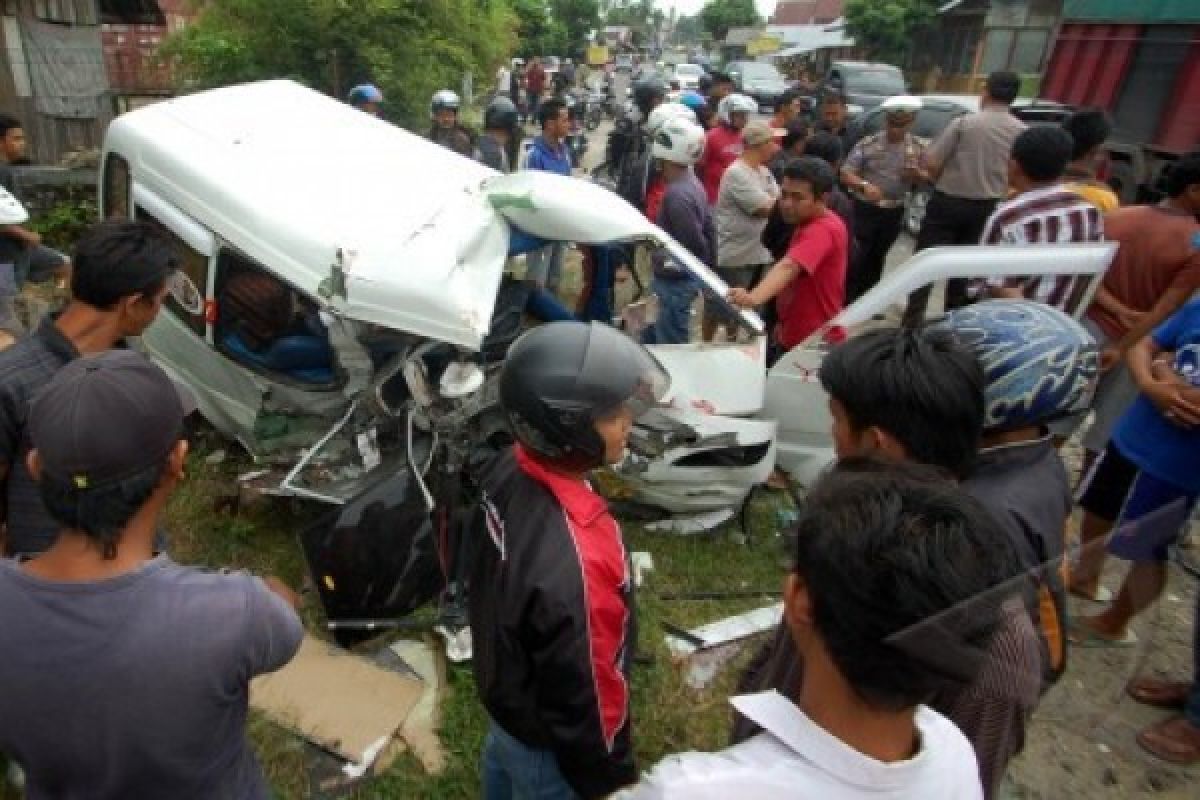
[102,80,1115,515]
[671,63,705,91]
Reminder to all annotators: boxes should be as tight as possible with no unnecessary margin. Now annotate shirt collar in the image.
[730,691,934,790]
[33,313,81,364]
[514,444,610,526]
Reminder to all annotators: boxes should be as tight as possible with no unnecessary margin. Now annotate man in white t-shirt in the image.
[706,120,778,342]
[619,459,1021,799]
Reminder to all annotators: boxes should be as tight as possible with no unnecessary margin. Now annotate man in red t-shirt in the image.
[728,157,848,358]
[698,93,753,204]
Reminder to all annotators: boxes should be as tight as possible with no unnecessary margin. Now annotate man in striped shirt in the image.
[983,126,1104,312]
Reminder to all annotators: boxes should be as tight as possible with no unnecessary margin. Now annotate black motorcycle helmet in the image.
[500,322,670,471]
[632,75,668,116]
[484,96,519,132]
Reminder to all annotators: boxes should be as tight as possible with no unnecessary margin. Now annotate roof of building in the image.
[770,0,845,26]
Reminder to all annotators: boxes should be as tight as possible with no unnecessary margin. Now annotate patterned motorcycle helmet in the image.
[930,300,1100,433]
[717,93,756,125]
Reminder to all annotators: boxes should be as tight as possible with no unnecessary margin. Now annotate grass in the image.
[159,434,796,800]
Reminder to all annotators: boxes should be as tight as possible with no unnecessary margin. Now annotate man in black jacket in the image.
[470,321,669,799]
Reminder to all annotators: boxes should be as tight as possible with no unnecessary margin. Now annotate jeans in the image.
[643,275,697,345]
[482,720,578,800]
[525,244,564,292]
[902,191,997,326]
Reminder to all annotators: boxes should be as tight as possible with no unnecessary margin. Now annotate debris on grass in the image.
[662,603,783,689]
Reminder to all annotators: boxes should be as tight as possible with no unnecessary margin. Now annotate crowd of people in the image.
[0,59,1197,800]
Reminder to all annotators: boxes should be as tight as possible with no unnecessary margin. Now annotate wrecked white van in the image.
[102,80,1116,517]
[100,79,773,510]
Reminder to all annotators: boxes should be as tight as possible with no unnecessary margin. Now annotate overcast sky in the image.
[656,1,779,19]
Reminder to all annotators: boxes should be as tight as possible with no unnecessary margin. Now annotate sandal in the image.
[1127,678,1191,710]
[1136,716,1200,765]
[1068,619,1138,648]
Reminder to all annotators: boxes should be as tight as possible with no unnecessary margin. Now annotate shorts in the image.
[706,264,764,325]
[1078,440,1198,561]
[1048,317,1139,448]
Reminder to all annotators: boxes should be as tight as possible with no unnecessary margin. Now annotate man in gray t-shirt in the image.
[0,351,303,800]
[708,121,778,341]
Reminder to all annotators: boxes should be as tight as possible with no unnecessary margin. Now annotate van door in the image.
[134,184,267,448]
[767,242,1119,487]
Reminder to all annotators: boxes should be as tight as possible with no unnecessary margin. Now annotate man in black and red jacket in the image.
[469,321,669,800]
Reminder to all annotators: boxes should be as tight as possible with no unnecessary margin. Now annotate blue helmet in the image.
[679,90,707,114]
[348,84,383,106]
[931,300,1100,432]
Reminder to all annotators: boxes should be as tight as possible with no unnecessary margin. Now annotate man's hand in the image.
[1116,307,1145,332]
[1146,381,1200,428]
[727,287,756,309]
[262,575,303,611]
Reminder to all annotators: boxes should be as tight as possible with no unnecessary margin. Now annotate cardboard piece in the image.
[250,634,424,767]
[387,637,448,774]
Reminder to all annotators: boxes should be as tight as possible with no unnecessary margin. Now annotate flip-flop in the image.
[1068,622,1138,648]
[1068,585,1113,604]
[1137,716,1200,765]
[1127,679,1191,710]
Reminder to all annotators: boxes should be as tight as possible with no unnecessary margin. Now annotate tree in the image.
[699,0,760,44]
[551,0,600,58]
[673,13,705,45]
[160,0,517,127]
[509,0,568,57]
[844,0,938,65]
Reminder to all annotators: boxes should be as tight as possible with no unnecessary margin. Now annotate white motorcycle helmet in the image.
[0,186,29,226]
[645,102,696,136]
[430,89,461,114]
[717,93,757,126]
[651,117,706,167]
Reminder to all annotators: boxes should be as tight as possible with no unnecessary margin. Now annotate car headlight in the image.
[847,104,864,115]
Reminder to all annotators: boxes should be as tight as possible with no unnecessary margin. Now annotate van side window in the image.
[102,153,130,220]
[214,250,335,386]
[136,208,208,336]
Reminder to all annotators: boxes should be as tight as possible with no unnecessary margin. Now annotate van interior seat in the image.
[220,328,336,385]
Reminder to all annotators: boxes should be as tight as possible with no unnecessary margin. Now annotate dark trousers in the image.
[902,191,998,327]
[846,200,904,305]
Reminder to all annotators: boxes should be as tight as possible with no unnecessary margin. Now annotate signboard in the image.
[746,34,782,56]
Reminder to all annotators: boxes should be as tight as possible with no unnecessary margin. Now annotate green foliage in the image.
[699,0,760,43]
[508,0,599,59]
[159,0,518,127]
[673,13,706,45]
[844,0,939,64]
[28,197,98,251]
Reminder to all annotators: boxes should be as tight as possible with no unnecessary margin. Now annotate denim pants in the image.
[482,719,577,800]
[644,275,697,345]
[526,243,564,292]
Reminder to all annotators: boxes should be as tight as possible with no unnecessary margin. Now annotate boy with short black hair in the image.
[0,113,70,332]
[1061,108,1118,212]
[470,321,670,799]
[624,459,1015,799]
[0,350,303,798]
[728,156,848,358]
[0,220,178,557]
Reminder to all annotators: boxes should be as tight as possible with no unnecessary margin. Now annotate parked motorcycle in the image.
[585,89,606,131]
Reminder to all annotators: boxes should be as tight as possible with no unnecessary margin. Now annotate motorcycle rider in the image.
[609,75,667,214]
[699,93,756,204]
[346,84,384,116]
[429,89,475,158]
[476,96,520,173]
[679,90,712,129]
[642,102,699,223]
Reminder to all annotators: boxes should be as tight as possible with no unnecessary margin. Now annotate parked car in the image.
[726,60,791,111]
[671,63,706,91]
[614,53,634,72]
[823,61,907,115]
[845,95,1074,235]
